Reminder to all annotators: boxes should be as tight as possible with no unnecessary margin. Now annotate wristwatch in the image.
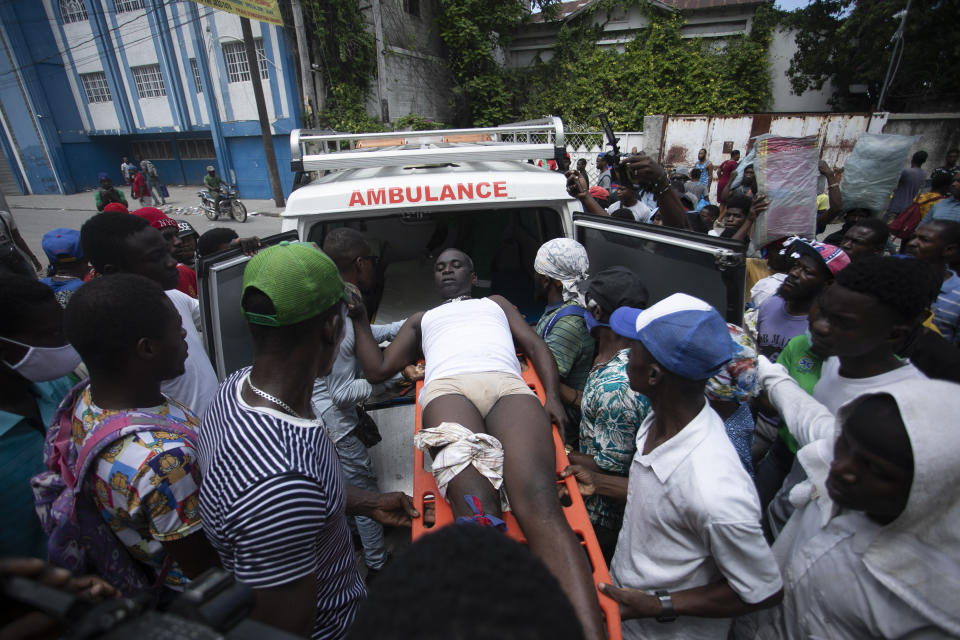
[654,590,677,623]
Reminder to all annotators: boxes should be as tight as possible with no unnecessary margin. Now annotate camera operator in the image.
[567,154,691,230]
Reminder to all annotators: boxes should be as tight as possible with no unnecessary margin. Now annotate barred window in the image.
[178,139,216,159]
[190,58,203,93]
[222,39,269,83]
[80,72,112,104]
[60,0,87,23]
[132,64,166,99]
[131,140,174,160]
[115,0,144,12]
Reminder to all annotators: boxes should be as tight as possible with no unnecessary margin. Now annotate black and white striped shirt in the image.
[198,368,364,640]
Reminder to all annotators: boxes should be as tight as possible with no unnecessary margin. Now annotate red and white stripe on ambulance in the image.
[348,181,508,207]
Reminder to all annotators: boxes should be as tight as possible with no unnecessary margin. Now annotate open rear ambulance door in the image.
[196,230,298,381]
[573,214,747,324]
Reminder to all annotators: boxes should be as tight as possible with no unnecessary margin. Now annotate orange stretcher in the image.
[411,356,623,640]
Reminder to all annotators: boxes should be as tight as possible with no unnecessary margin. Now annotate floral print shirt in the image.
[579,349,651,531]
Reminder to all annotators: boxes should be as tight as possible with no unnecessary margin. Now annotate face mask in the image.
[584,312,609,334]
[1,337,82,382]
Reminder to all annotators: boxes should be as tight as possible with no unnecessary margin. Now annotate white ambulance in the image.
[197,117,747,492]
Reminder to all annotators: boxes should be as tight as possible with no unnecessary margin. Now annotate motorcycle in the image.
[197,185,247,222]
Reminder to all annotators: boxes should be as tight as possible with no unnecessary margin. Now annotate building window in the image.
[222,39,269,83]
[60,0,87,23]
[190,58,203,93]
[178,139,216,159]
[80,72,112,103]
[131,140,174,160]
[115,0,144,12]
[403,0,420,17]
[132,64,166,99]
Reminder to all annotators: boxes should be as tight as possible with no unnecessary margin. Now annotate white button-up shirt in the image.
[611,403,782,640]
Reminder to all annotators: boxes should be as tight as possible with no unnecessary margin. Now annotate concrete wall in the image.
[364,0,454,124]
[768,27,833,113]
[227,134,294,198]
[882,114,960,171]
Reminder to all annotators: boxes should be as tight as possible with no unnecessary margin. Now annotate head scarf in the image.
[705,323,758,402]
[534,238,589,302]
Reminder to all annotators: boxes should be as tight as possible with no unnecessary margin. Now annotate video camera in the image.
[1,569,301,640]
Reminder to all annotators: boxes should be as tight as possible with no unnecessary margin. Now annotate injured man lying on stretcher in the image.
[348,247,606,640]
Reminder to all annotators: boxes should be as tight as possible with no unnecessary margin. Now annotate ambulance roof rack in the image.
[290,116,565,173]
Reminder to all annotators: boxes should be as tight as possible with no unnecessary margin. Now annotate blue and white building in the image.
[0,0,301,198]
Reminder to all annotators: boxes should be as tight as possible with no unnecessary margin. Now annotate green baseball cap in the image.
[241,241,347,327]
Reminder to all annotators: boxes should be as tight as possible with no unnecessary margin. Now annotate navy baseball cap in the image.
[610,293,734,380]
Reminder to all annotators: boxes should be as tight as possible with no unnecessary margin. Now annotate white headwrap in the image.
[533,238,589,302]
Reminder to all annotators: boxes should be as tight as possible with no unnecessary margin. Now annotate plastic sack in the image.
[751,135,820,247]
[840,132,918,216]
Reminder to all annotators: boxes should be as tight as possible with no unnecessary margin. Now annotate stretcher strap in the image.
[455,495,506,531]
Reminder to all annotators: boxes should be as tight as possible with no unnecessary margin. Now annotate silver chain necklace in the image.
[443,295,472,304]
[246,376,302,418]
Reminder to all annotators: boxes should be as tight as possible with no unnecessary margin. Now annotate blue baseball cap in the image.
[610,293,734,380]
[41,228,83,264]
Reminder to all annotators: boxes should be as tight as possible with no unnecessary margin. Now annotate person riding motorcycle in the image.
[203,166,232,213]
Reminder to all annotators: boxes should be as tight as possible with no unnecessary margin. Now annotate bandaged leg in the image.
[414,421,510,512]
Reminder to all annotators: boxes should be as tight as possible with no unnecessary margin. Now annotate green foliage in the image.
[305,0,380,130]
[393,113,447,130]
[783,0,960,111]
[436,0,554,125]
[510,2,777,130]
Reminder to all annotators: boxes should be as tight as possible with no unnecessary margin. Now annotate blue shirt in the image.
[932,270,960,344]
[921,196,960,225]
[0,376,75,557]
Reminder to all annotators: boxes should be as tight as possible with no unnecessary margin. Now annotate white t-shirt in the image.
[750,273,788,307]
[611,404,783,640]
[164,289,219,418]
[813,357,927,414]
[420,297,522,384]
[606,200,653,223]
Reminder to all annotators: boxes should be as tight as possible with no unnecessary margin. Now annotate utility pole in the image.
[290,0,318,126]
[876,0,912,112]
[370,0,389,124]
[240,17,285,207]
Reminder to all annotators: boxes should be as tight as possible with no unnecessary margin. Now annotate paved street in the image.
[7,185,284,268]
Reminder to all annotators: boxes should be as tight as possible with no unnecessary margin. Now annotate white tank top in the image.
[421,297,522,384]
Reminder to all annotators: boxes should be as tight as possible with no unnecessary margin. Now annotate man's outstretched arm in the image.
[350,306,424,383]
[489,295,568,434]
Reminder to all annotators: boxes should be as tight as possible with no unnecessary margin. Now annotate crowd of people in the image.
[1,143,959,640]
